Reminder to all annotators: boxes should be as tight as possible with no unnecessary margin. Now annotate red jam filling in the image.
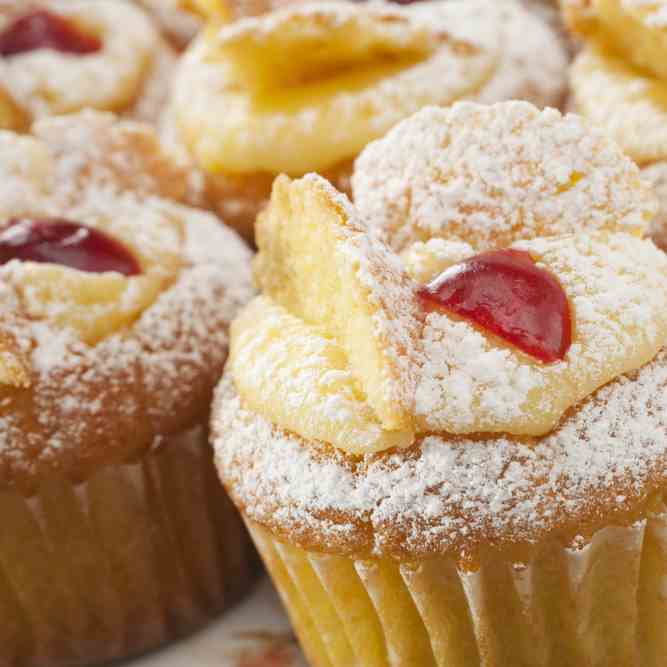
[0,218,141,276]
[417,249,572,363]
[0,9,102,57]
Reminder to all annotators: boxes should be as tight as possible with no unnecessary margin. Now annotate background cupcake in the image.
[0,111,258,666]
[0,0,174,125]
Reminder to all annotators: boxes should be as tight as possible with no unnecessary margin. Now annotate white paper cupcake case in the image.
[246,505,667,667]
[0,425,258,666]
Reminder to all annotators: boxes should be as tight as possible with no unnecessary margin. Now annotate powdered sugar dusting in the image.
[32,110,189,205]
[352,102,656,252]
[401,238,474,284]
[338,198,420,428]
[0,133,53,218]
[213,349,667,559]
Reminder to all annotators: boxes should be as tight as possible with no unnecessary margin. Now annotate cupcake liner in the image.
[0,425,258,667]
[246,508,667,667]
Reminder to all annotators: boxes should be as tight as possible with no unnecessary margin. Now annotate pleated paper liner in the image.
[0,425,259,667]
[247,505,667,667]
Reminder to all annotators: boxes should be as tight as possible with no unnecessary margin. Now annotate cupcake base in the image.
[247,508,667,667]
[0,425,258,667]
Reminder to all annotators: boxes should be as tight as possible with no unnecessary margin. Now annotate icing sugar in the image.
[33,110,188,204]
[400,238,474,284]
[213,349,667,559]
[463,0,568,106]
[352,102,656,251]
[230,296,411,454]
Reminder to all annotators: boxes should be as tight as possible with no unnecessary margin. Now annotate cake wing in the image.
[254,174,419,432]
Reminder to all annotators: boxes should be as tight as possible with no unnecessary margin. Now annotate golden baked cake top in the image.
[0,111,252,491]
[214,101,667,562]
[169,0,567,176]
[0,0,174,124]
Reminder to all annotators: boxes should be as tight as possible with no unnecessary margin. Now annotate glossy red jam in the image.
[418,249,572,363]
[0,218,141,276]
[0,9,102,57]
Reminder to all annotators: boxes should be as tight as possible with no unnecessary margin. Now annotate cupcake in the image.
[0,111,257,666]
[165,0,568,240]
[213,101,667,667]
[0,0,175,125]
[564,0,667,250]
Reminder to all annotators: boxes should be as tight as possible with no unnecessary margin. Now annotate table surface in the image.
[127,579,308,667]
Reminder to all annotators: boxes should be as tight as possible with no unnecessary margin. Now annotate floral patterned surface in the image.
[128,579,307,667]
